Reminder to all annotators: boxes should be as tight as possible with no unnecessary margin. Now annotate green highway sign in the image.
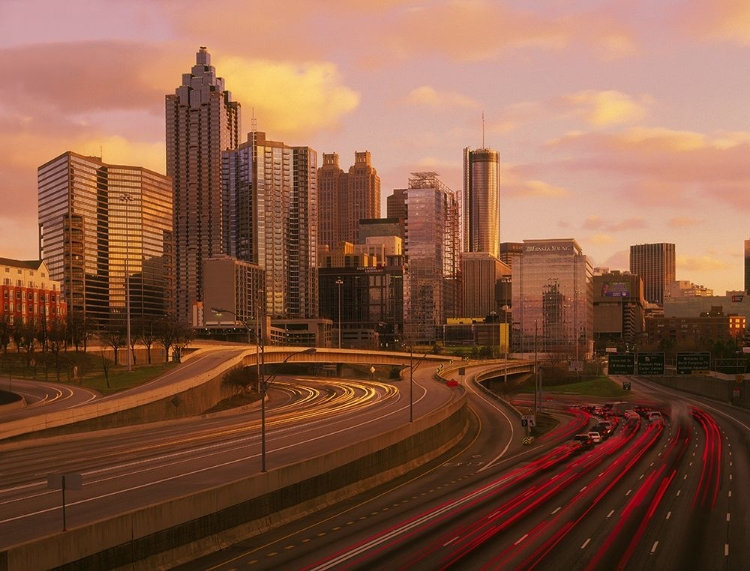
[608,353,635,375]
[637,352,665,375]
[676,352,711,375]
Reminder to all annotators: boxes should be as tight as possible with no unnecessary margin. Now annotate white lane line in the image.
[581,538,591,549]
[725,544,730,556]
[676,490,682,497]
[666,511,671,520]
[607,509,615,518]
[727,513,731,522]
[626,489,632,496]
[551,507,562,515]
[515,533,528,546]
[651,541,659,554]
[443,536,459,547]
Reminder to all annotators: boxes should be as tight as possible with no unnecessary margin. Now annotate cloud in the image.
[383,1,637,61]
[582,216,647,232]
[218,57,360,137]
[558,90,650,126]
[505,179,570,198]
[546,128,750,210]
[406,86,479,110]
[678,0,750,44]
[668,217,703,228]
[588,234,615,245]
[677,255,731,272]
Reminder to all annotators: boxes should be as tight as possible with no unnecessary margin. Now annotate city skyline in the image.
[2,2,750,295]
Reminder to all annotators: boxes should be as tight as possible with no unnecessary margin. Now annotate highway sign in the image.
[637,352,665,375]
[521,415,536,428]
[608,353,635,375]
[676,352,711,375]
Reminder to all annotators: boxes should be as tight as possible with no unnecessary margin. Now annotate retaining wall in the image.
[0,393,468,571]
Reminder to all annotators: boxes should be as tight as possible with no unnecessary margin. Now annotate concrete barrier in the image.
[0,393,469,571]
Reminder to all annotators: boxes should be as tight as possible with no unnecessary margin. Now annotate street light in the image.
[119,193,133,372]
[502,305,510,384]
[409,346,432,423]
[260,347,316,471]
[211,306,263,395]
[335,278,343,349]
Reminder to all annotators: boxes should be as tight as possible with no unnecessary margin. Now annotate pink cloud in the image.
[678,0,750,44]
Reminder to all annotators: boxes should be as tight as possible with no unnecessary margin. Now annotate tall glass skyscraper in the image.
[166,47,240,323]
[38,152,173,327]
[629,243,676,305]
[463,147,500,258]
[402,172,460,344]
[223,132,318,319]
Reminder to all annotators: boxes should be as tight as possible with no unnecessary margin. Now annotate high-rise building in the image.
[512,239,593,356]
[224,132,318,319]
[461,252,510,318]
[400,172,460,344]
[463,147,500,258]
[387,188,408,224]
[166,46,240,323]
[317,151,380,249]
[745,239,750,294]
[629,243,675,305]
[38,152,173,327]
[592,270,645,352]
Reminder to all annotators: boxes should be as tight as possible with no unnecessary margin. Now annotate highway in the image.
[0,370,458,549]
[180,372,749,571]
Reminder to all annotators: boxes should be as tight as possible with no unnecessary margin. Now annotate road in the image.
[0,368,457,549]
[0,378,100,422]
[180,372,749,570]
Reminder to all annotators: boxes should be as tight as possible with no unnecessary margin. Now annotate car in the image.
[624,409,639,420]
[647,411,663,423]
[588,431,603,444]
[573,433,594,450]
[592,422,613,437]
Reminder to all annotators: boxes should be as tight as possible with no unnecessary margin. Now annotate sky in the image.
[2,0,750,295]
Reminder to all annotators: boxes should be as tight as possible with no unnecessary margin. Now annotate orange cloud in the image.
[406,86,479,110]
[558,90,650,126]
[679,0,750,44]
[668,217,703,228]
[677,255,731,272]
[582,216,647,232]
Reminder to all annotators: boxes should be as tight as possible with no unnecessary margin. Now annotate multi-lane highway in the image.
[0,371,458,550]
[181,372,749,571]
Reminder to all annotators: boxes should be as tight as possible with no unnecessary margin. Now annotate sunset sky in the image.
[2,0,750,295]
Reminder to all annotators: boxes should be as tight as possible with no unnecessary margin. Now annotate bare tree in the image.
[0,314,10,354]
[157,315,193,363]
[101,315,126,366]
[136,318,158,365]
[47,317,68,381]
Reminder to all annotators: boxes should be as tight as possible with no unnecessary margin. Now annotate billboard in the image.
[600,281,630,298]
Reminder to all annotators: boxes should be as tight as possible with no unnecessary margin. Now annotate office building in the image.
[317,151,380,250]
[166,46,240,323]
[0,258,66,327]
[386,188,408,224]
[629,243,675,305]
[38,152,173,328]
[396,172,460,344]
[745,239,750,294]
[461,252,510,319]
[592,270,645,351]
[512,239,593,356]
[463,147,501,258]
[224,132,318,320]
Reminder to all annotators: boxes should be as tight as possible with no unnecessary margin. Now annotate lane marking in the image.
[515,533,528,546]
[581,538,591,549]
[607,510,614,518]
[651,541,659,554]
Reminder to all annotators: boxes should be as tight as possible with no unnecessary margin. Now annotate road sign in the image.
[622,381,631,390]
[637,353,665,375]
[521,415,536,428]
[608,353,635,375]
[676,352,711,375]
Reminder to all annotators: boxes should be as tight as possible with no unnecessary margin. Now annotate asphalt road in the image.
[178,372,749,571]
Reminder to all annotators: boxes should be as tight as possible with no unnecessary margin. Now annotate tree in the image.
[136,318,158,365]
[47,317,68,381]
[0,314,11,354]
[67,312,94,352]
[156,315,193,363]
[101,315,126,366]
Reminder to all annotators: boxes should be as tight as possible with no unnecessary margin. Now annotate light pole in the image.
[335,277,343,349]
[502,305,510,384]
[260,347,316,471]
[119,193,133,372]
[211,306,263,395]
[409,346,432,423]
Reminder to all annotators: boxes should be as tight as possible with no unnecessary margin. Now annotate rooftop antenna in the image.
[482,111,485,149]
[251,107,257,135]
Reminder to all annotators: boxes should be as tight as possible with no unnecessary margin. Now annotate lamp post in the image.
[409,346,432,423]
[502,305,510,384]
[335,277,343,349]
[211,306,263,395]
[260,347,316,471]
[119,193,133,372]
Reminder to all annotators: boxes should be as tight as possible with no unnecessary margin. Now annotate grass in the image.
[0,351,177,395]
[533,376,631,399]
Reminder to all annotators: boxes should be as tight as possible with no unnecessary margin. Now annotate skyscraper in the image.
[223,132,318,319]
[166,47,240,323]
[317,151,380,249]
[38,152,173,327]
[463,147,500,258]
[745,239,750,294]
[401,172,460,344]
[629,243,676,305]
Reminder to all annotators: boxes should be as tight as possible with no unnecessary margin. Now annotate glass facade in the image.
[463,147,500,258]
[38,152,173,328]
[404,173,460,344]
[166,47,240,323]
[629,243,676,305]
[512,239,593,357]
